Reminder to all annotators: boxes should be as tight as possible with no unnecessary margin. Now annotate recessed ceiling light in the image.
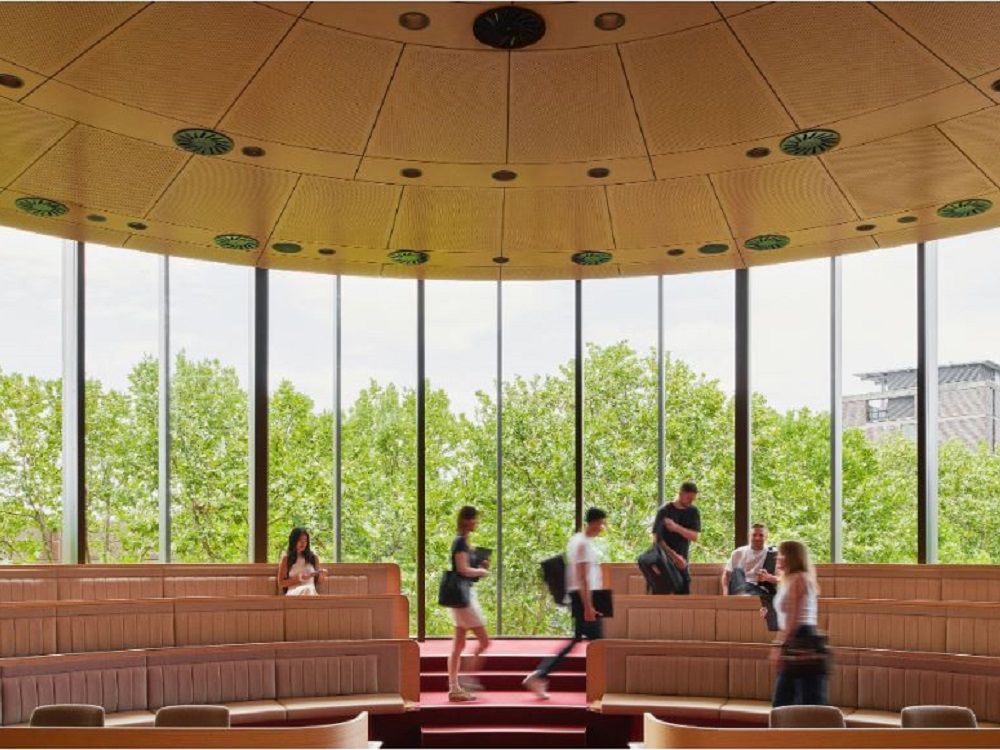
[492,169,517,182]
[667,248,685,257]
[400,168,423,179]
[594,12,626,30]
[779,129,841,157]
[0,73,24,89]
[587,167,610,179]
[473,6,546,49]
[493,256,509,264]
[86,214,106,223]
[272,242,301,254]
[173,128,234,156]
[571,251,612,266]
[15,196,67,217]
[389,249,429,265]
[399,11,430,30]
[127,221,148,231]
[744,234,789,251]
[698,243,728,255]
[897,215,918,224]
[937,198,993,219]
[214,234,259,251]
[746,146,770,159]
[855,224,876,232]
[241,146,265,158]
[318,248,336,256]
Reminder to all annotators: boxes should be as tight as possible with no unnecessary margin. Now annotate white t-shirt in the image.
[724,545,769,584]
[565,532,602,593]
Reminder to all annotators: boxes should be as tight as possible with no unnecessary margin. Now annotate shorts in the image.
[449,588,485,629]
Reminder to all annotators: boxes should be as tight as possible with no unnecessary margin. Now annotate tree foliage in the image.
[1,341,999,634]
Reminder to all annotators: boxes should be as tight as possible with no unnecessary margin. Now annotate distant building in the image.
[843,361,1000,451]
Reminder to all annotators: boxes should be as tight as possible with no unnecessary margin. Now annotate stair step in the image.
[422,724,586,749]
[421,670,583,692]
[420,653,585,673]
[418,693,587,727]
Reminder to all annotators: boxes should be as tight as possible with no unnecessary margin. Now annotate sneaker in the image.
[522,672,550,700]
[459,677,485,693]
[448,687,477,702]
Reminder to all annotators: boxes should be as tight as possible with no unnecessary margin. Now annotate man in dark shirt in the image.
[651,481,702,594]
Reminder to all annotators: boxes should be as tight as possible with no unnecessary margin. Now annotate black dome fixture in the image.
[897,215,918,224]
[398,11,430,30]
[594,12,626,31]
[492,169,517,182]
[473,6,546,49]
[666,248,685,257]
[746,146,770,159]
[587,167,610,179]
[85,214,107,223]
[241,146,265,158]
[0,73,24,89]
[992,78,1000,93]
[855,224,876,232]
[400,167,423,179]
[492,256,509,264]
[318,248,336,256]
[127,221,148,231]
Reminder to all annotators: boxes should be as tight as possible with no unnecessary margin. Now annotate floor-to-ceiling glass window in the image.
[169,257,251,562]
[751,259,831,560]
[341,277,418,632]
[268,270,335,563]
[583,277,658,562]
[938,229,1000,563]
[661,270,735,562]
[425,281,497,636]
[0,228,63,563]
[502,281,575,635]
[85,244,159,562]
[842,246,917,562]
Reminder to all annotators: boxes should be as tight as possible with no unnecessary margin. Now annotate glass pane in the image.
[583,277,658,563]
[0,228,63,563]
[938,229,1000,563]
[842,246,917,562]
[425,281,496,636]
[502,281,574,635]
[661,270,735,562]
[268,270,334,563]
[85,245,159,562]
[751,259,831,560]
[169,257,251,562]
[341,277,417,633]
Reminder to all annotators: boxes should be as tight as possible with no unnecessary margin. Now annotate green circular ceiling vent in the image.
[571,251,612,265]
[15,196,68,217]
[779,129,841,157]
[173,128,234,156]
[272,242,302,254]
[745,234,790,251]
[213,234,259,251]
[697,243,728,255]
[937,198,993,219]
[389,250,428,265]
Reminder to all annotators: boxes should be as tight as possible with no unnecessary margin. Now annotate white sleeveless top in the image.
[284,554,317,596]
[773,574,818,631]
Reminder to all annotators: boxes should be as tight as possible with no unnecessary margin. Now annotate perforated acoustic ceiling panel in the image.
[1,1,999,280]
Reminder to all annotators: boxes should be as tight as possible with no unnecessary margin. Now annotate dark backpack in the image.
[540,554,567,606]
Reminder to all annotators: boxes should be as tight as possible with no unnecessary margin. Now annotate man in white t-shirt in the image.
[523,507,607,700]
[722,523,778,595]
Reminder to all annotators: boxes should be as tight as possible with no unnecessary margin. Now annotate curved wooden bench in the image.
[587,640,1000,728]
[0,595,409,658]
[0,564,400,602]
[0,712,369,748]
[603,563,1000,602]
[0,641,418,727]
[641,713,1000,749]
[605,595,1000,657]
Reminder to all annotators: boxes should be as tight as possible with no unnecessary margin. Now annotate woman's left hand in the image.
[769,646,782,673]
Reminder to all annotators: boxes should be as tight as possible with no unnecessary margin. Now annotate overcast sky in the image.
[2,225,998,416]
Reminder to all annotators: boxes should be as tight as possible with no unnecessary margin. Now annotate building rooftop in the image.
[856,361,1000,388]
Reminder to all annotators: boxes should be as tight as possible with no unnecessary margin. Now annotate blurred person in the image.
[445,506,491,702]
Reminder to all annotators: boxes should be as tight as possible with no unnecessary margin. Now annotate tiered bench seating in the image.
[587,640,1000,729]
[0,640,418,727]
[640,712,1000,749]
[0,563,399,602]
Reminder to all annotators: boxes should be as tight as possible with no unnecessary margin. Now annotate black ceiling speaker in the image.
[473,6,546,49]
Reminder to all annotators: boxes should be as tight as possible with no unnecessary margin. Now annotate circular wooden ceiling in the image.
[1,1,1000,279]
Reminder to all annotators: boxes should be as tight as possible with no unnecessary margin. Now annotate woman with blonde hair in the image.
[768,540,828,706]
[444,506,491,702]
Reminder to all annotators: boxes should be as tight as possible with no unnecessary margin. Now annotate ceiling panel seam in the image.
[815,157,862,220]
[354,42,407,179]
[3,121,78,192]
[602,185,618,250]
[868,2,974,85]
[385,185,406,249]
[45,3,152,82]
[613,44,655,178]
[211,12,302,128]
[933,124,1000,194]
[505,50,512,164]
[257,173,303,264]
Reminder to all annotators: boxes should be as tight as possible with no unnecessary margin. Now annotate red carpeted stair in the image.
[418,640,589,749]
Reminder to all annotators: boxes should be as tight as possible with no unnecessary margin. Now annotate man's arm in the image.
[576,559,596,621]
[721,569,731,595]
[663,517,700,542]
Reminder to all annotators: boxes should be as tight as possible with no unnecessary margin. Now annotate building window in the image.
[866,399,888,423]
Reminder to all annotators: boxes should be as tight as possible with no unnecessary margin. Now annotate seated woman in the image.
[278,527,322,596]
